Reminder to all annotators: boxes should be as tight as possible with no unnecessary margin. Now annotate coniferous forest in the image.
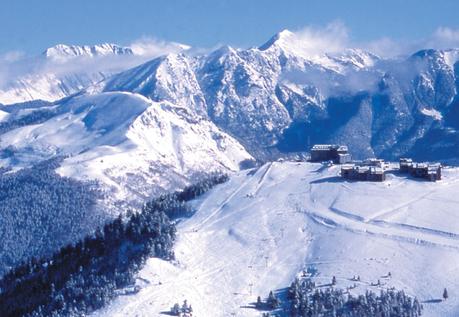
[258,276,423,317]
[0,158,103,276]
[0,164,228,317]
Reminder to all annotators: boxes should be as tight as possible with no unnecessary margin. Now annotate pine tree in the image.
[171,303,180,315]
[256,295,263,308]
[182,299,189,312]
[443,288,449,301]
[267,291,279,309]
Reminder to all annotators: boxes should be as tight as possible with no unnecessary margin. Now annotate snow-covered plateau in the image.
[96,162,459,317]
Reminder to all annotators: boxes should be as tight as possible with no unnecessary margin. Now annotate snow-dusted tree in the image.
[267,291,280,309]
[171,303,180,315]
[256,295,263,308]
[182,299,189,311]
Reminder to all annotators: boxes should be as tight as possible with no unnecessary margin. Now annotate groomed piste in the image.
[96,162,459,317]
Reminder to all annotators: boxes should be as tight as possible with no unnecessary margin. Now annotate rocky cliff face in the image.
[3,31,459,182]
[89,31,459,161]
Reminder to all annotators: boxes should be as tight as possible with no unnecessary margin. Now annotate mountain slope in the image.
[104,54,208,117]
[96,162,459,317]
[0,91,252,209]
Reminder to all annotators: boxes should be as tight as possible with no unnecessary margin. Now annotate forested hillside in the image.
[0,172,227,317]
[0,158,103,276]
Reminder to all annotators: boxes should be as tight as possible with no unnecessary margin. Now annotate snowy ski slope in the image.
[96,162,459,316]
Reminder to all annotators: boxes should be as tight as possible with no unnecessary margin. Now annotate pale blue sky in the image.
[1,0,459,55]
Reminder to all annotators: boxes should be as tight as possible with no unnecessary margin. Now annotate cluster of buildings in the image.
[309,144,442,182]
[399,158,442,182]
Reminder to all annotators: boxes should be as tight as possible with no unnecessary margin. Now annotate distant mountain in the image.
[82,31,459,162]
[0,42,186,105]
[43,43,134,61]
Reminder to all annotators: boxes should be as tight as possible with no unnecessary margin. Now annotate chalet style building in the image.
[310,144,352,164]
[362,158,386,169]
[399,158,442,182]
[341,165,386,182]
[399,158,413,173]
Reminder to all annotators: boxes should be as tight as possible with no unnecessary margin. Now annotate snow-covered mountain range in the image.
[2,33,459,154]
[4,30,459,165]
[2,30,459,275]
[3,30,459,203]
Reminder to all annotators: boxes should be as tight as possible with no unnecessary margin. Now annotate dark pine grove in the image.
[0,168,228,317]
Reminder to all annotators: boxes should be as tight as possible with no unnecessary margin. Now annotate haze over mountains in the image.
[0,41,189,105]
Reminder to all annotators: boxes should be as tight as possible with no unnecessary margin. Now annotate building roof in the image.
[311,144,349,152]
[341,165,384,174]
[311,144,335,150]
[400,158,413,163]
[365,158,384,163]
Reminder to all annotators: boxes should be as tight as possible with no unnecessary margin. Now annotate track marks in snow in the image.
[371,220,459,240]
[252,162,273,195]
[196,164,272,230]
[304,205,459,250]
[194,175,254,230]
[96,162,459,317]
[307,179,459,249]
[365,189,437,222]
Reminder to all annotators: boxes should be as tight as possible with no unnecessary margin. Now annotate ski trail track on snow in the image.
[95,162,459,317]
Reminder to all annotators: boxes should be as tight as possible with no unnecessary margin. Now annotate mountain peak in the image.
[259,29,294,51]
[329,48,380,68]
[43,43,134,62]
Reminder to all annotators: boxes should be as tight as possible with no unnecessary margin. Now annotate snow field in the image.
[96,162,459,316]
